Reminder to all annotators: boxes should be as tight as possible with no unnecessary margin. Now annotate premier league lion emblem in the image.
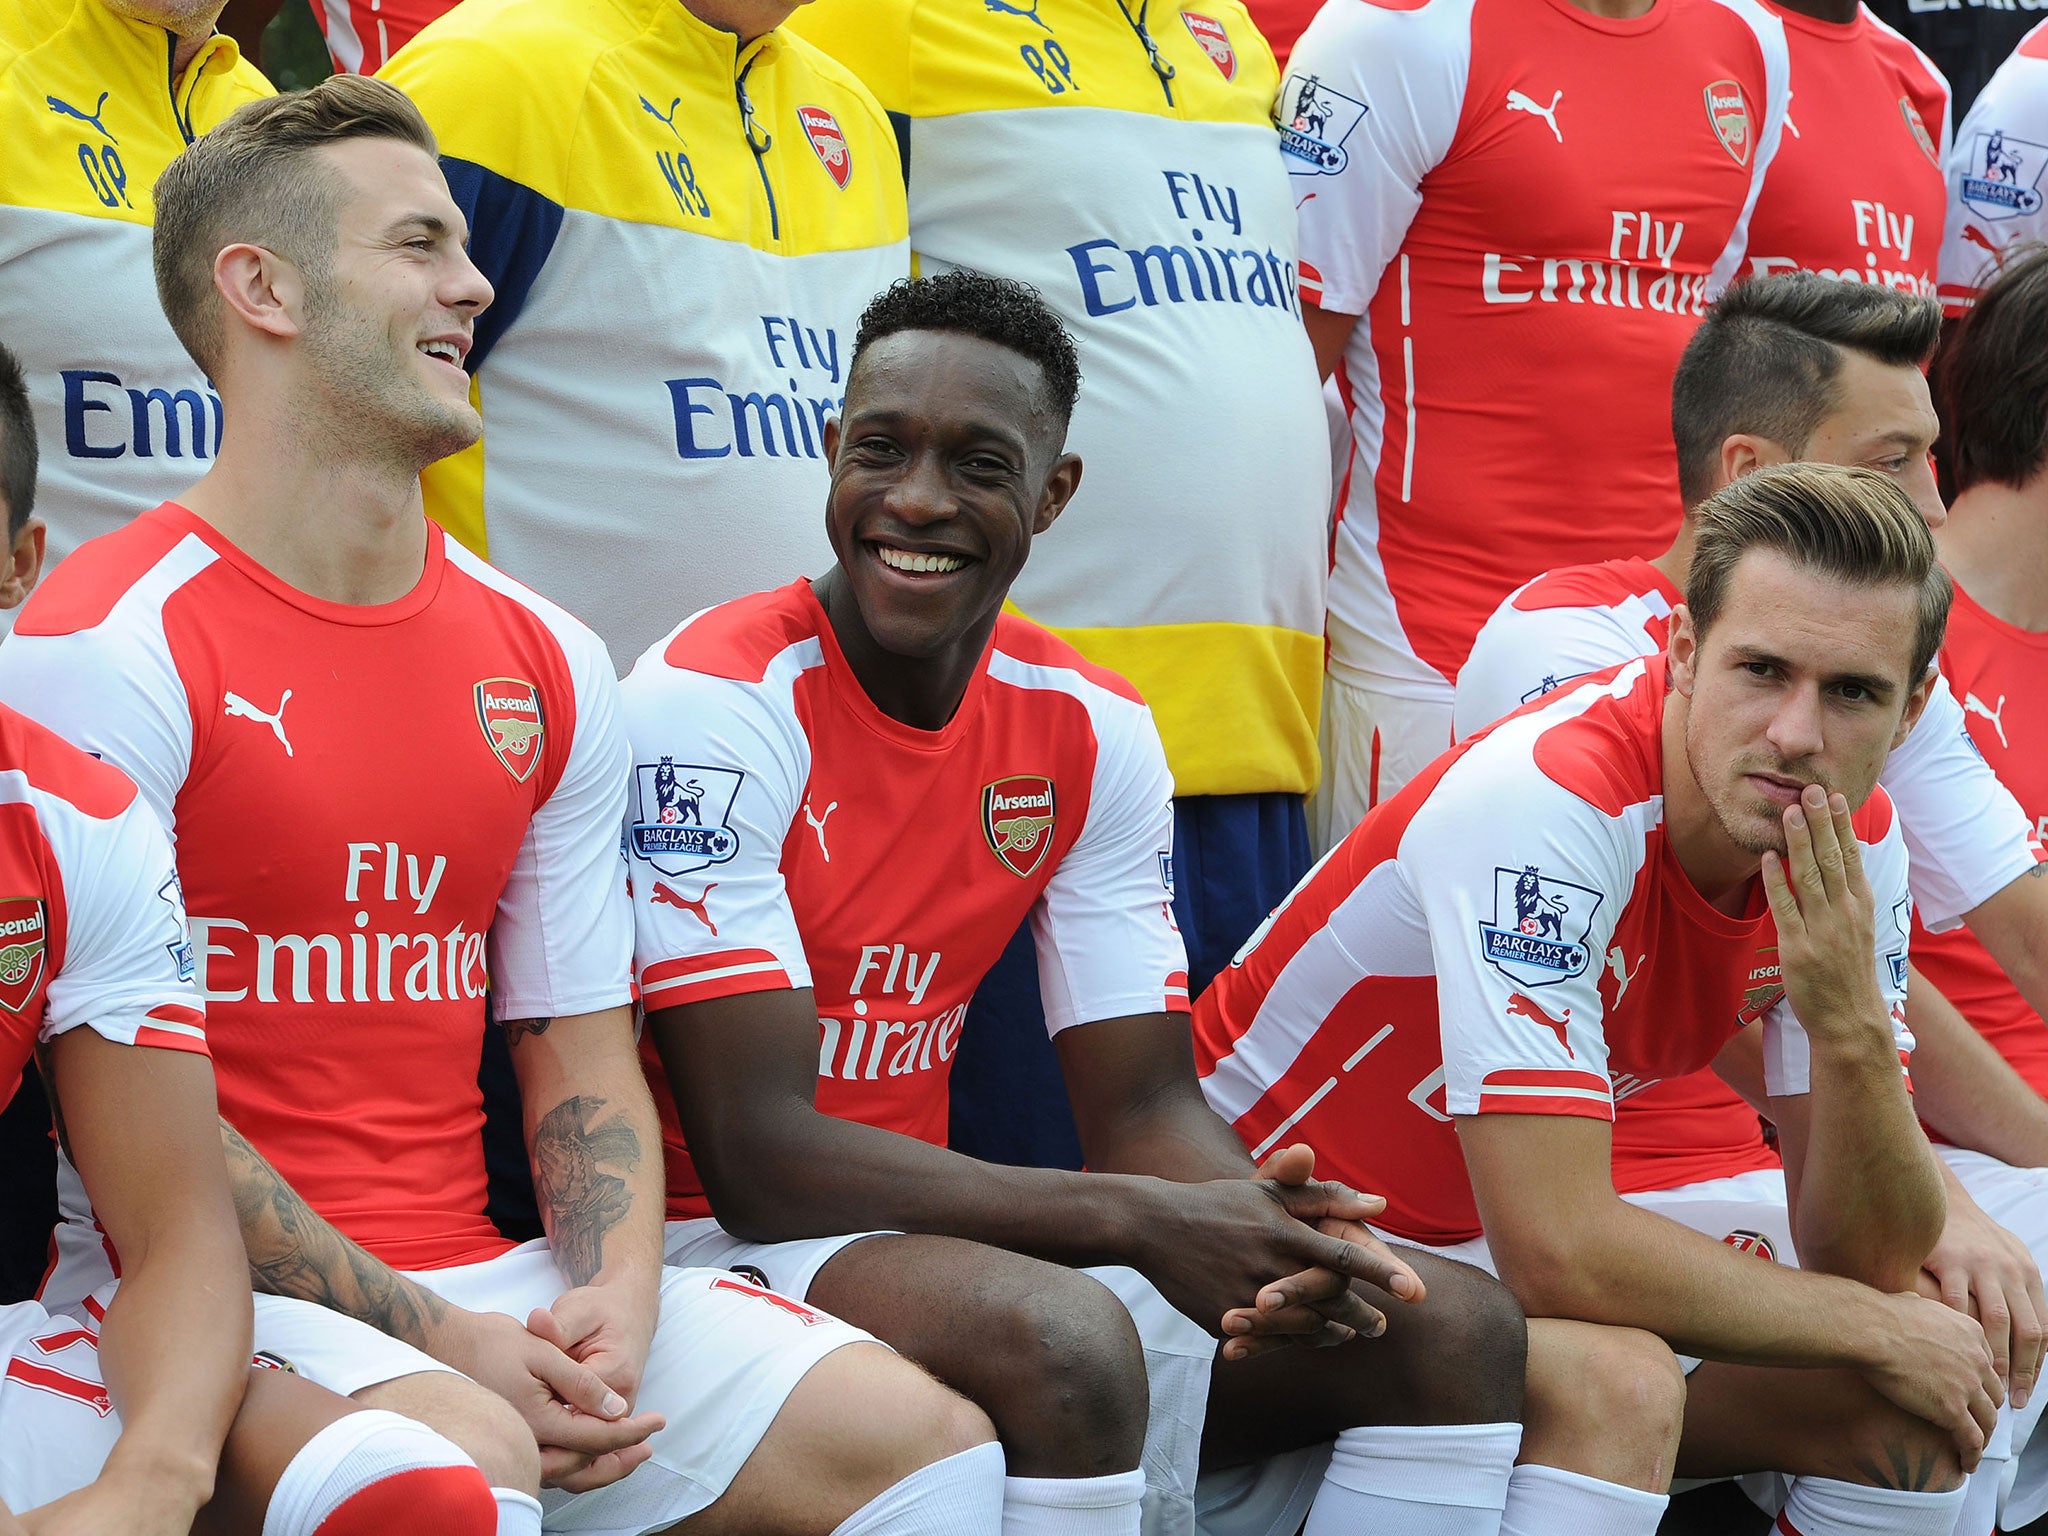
[1277,72,1369,175]
[632,761,744,878]
[1478,865,1603,988]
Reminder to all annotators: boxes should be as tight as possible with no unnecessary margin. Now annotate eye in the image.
[1871,455,1911,475]
[1833,681,1874,703]
[1741,661,1776,680]
[405,238,435,252]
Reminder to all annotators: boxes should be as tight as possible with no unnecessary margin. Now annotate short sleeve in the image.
[1938,30,2048,314]
[1030,704,1190,1034]
[1280,0,1474,314]
[1760,800,1915,1095]
[44,789,207,1057]
[1880,671,2039,930]
[487,629,635,1022]
[1453,595,1662,741]
[619,648,812,1012]
[1399,743,1639,1121]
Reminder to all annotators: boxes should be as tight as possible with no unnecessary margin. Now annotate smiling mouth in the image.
[417,340,466,371]
[872,543,970,575]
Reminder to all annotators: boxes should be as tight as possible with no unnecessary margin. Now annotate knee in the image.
[353,1371,541,1494]
[1381,1257,1528,1424]
[1824,1399,1967,1492]
[815,1343,999,1493]
[1526,1322,1685,1474]
[975,1270,1148,1472]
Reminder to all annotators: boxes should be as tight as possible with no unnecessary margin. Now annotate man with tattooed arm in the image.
[0,75,1007,1536]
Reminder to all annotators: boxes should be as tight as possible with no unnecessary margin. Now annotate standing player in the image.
[627,272,1542,1536]
[1920,243,2048,1530]
[1737,0,1948,297]
[0,335,501,1536]
[1199,463,2004,1536]
[0,76,1009,1536]
[1456,270,2048,1531]
[1936,20,2048,316]
[1285,0,1789,832]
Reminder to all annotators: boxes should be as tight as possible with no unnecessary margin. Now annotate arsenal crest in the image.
[1182,12,1236,80]
[474,678,546,783]
[1722,1230,1779,1262]
[0,899,46,1015]
[797,105,852,189]
[1703,78,1753,167]
[1899,97,1939,169]
[983,776,1057,879]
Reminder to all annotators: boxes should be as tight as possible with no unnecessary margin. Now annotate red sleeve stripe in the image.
[133,1024,211,1055]
[640,951,792,1007]
[1476,1068,1613,1120]
[1164,972,1190,1002]
[146,1002,204,1030]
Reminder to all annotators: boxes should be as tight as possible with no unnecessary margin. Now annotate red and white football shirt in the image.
[0,704,205,1095]
[1913,585,2048,1095]
[1740,2,1949,295]
[622,582,1188,1220]
[1194,656,1912,1244]
[311,0,453,74]
[0,503,633,1272]
[1285,0,1788,699]
[1938,19,2048,313]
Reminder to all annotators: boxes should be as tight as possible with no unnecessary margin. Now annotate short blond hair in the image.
[1686,463,1950,685]
[153,75,437,375]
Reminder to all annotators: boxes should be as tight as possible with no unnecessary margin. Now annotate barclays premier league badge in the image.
[1962,129,2048,221]
[1278,72,1368,175]
[1476,866,1602,988]
[631,758,745,878]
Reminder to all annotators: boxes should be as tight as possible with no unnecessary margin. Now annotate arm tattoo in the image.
[218,1120,448,1347]
[504,1017,552,1046]
[532,1095,641,1286]
[1852,1435,1949,1492]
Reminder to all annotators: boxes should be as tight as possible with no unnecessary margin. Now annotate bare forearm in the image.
[523,1074,664,1294]
[1499,1195,1895,1371]
[94,1223,250,1515]
[219,1119,453,1352]
[1789,1042,1947,1289]
[1085,1101,1260,1184]
[1908,972,2048,1166]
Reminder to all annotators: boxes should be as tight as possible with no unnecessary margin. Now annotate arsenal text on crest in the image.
[797,105,852,189]
[0,898,47,1015]
[983,776,1057,879]
[1182,12,1236,80]
[1703,79,1752,167]
[475,678,546,784]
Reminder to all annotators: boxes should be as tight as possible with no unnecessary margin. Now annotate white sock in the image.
[1950,1403,2015,1536]
[1305,1422,1521,1535]
[261,1408,496,1536]
[495,1488,542,1536]
[1498,1464,1667,1536]
[1779,1475,1967,1535]
[831,1441,1006,1536]
[1001,1469,1144,1536]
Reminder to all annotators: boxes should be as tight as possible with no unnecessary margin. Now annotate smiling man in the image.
[621,271,1552,1536]
[1197,462,2003,1536]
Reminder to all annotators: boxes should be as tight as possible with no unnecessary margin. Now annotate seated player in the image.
[1198,463,2006,1536]
[1920,243,2048,1529]
[618,271,1702,1536]
[0,77,1006,1536]
[0,337,500,1536]
[1458,272,2048,1523]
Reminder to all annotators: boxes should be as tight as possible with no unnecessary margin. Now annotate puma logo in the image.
[1505,992,1573,1058]
[1504,88,1563,143]
[1964,691,2010,750]
[638,94,684,142]
[652,881,718,936]
[803,799,838,862]
[1605,947,1644,1006]
[46,91,114,143]
[223,689,293,758]
[984,0,1051,29]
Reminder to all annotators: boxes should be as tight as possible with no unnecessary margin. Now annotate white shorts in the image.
[1938,1145,2048,1527]
[665,1219,1329,1536]
[1309,670,1453,855]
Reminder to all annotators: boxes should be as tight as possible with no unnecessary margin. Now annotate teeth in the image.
[876,546,966,574]
[420,341,460,363]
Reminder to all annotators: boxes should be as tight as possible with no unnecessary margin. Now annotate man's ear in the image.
[1667,603,1700,696]
[0,519,45,611]
[822,414,840,466]
[213,243,307,345]
[1893,664,1940,752]
[1034,453,1082,535]
[1719,433,1793,489]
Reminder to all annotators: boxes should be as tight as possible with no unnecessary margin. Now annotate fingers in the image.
[541,1439,657,1493]
[2018,1265,2047,1410]
[1797,785,1850,906]
[526,1311,631,1418]
[1252,1268,1388,1338]
[1258,1143,1317,1185]
[530,1400,665,1461]
[1827,789,1869,897]
[1760,849,1803,943]
[1302,1228,1425,1301]
[1980,1282,2016,1395]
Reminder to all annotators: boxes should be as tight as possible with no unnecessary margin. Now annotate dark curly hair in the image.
[0,341,35,537]
[851,270,1082,429]
[1939,242,2048,495]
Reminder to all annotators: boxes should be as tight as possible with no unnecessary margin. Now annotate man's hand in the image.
[530,1284,659,1408]
[1135,1143,1424,1350]
[1918,1195,2046,1412]
[19,1476,193,1536]
[1761,786,1884,1044]
[1857,1292,2004,1468]
[436,1305,662,1492]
